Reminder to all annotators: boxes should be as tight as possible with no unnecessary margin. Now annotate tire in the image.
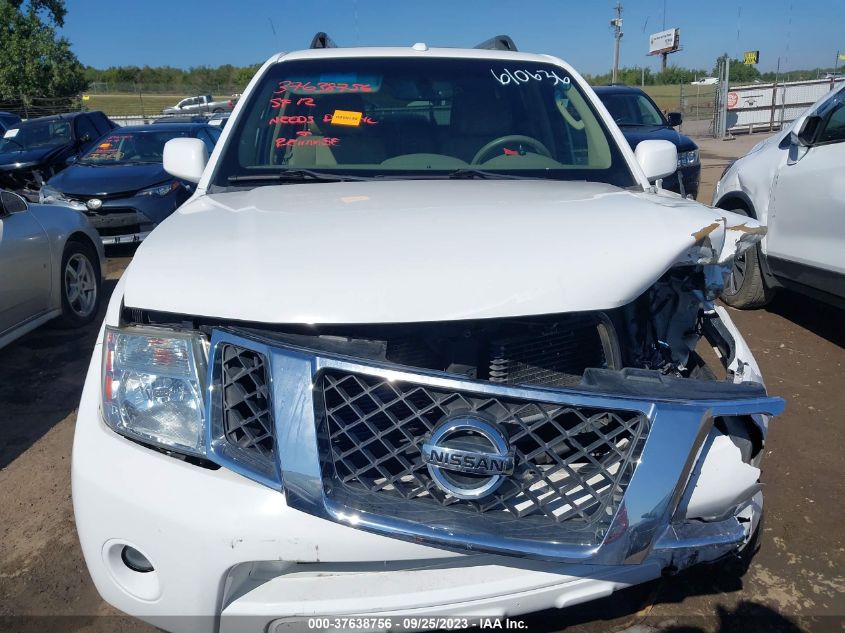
[57,240,101,328]
[720,208,774,309]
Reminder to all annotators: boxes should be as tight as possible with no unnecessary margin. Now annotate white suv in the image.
[714,85,845,309]
[72,36,783,633]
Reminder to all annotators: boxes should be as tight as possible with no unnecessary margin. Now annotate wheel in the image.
[471,135,552,165]
[720,208,774,309]
[58,240,101,327]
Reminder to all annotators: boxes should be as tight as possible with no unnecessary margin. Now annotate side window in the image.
[197,129,216,153]
[75,116,99,144]
[818,103,845,144]
[90,112,112,136]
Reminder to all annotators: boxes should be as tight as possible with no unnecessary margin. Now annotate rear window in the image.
[212,57,636,188]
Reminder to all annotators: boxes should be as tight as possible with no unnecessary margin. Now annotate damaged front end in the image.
[121,213,782,573]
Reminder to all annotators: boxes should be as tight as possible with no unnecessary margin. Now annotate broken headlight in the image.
[102,326,208,456]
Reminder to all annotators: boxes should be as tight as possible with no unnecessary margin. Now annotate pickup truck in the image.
[73,34,784,633]
[160,94,234,115]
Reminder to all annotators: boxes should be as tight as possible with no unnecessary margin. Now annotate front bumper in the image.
[72,310,782,633]
[47,191,184,245]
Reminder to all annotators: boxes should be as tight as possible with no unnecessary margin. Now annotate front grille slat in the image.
[220,345,274,460]
[316,370,649,544]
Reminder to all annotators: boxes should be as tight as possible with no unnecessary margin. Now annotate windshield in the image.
[213,57,636,187]
[79,129,191,164]
[599,93,666,127]
[0,120,73,152]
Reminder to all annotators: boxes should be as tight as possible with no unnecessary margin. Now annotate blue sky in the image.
[61,0,844,75]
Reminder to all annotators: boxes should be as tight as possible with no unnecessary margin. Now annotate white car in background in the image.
[72,35,784,633]
[714,85,845,308]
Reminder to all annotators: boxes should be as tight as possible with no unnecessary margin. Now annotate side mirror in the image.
[163,138,208,184]
[79,134,91,143]
[0,190,29,215]
[635,140,678,183]
[793,115,822,146]
[667,112,683,127]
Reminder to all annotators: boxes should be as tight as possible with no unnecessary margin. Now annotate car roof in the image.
[592,85,647,95]
[271,46,559,65]
[113,123,209,133]
[11,111,108,127]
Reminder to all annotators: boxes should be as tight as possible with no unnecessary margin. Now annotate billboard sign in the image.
[649,28,680,55]
[744,50,760,65]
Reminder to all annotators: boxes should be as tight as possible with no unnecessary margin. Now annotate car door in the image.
[766,97,845,296]
[0,193,52,334]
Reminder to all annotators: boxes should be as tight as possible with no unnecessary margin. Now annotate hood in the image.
[48,162,170,197]
[0,145,65,170]
[618,126,697,152]
[123,180,759,324]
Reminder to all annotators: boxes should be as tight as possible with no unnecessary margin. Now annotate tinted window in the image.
[75,116,99,143]
[0,119,73,152]
[90,112,113,135]
[213,57,636,188]
[819,103,845,144]
[599,93,665,126]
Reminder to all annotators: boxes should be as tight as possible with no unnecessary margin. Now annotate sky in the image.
[60,0,845,76]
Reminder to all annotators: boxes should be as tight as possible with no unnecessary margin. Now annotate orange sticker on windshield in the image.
[330,110,363,126]
[98,143,112,149]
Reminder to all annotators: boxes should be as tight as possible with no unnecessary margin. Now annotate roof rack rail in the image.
[474,35,517,52]
[310,32,337,49]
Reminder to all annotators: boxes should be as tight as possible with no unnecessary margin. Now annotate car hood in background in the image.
[618,126,698,152]
[48,162,170,197]
[123,179,757,324]
[0,145,65,170]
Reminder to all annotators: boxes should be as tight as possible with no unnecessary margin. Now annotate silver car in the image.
[0,190,104,349]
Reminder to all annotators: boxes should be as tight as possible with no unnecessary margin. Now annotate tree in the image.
[712,56,762,85]
[0,0,87,100]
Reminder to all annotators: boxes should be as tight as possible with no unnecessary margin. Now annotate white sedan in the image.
[714,85,845,308]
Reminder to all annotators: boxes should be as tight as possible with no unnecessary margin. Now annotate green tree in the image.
[0,0,87,100]
[712,56,762,85]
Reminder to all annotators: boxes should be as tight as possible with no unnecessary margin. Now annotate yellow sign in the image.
[839,54,845,61]
[330,110,363,126]
[743,50,760,65]
[82,95,91,101]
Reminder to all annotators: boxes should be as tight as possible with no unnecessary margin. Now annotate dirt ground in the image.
[1,132,843,633]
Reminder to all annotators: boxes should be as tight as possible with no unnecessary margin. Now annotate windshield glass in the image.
[599,93,666,127]
[213,57,636,187]
[0,120,73,152]
[79,129,191,164]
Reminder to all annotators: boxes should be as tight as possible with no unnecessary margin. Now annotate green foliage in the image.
[584,65,707,86]
[84,63,263,93]
[712,56,762,84]
[0,0,87,100]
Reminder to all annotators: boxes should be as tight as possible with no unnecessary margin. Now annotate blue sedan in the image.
[39,123,221,245]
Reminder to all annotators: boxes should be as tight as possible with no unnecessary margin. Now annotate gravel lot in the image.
[1,132,843,633]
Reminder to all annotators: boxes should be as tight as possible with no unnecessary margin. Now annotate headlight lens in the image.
[39,184,66,204]
[102,326,208,456]
[137,180,180,197]
[677,149,700,168]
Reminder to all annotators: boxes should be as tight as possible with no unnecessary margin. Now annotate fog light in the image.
[121,545,154,573]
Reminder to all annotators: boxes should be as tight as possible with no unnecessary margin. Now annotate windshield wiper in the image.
[446,169,534,180]
[227,169,371,184]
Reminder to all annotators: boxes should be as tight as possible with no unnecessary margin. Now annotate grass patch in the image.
[83,93,230,117]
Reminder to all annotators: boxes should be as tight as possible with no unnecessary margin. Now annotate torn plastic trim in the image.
[679,214,768,267]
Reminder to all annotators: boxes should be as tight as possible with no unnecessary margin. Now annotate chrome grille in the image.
[316,370,649,542]
[220,344,274,459]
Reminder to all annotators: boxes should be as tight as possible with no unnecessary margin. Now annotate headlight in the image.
[102,326,208,456]
[137,180,180,197]
[677,149,700,168]
[39,184,66,204]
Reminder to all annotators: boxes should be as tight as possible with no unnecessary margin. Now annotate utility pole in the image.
[611,2,623,84]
